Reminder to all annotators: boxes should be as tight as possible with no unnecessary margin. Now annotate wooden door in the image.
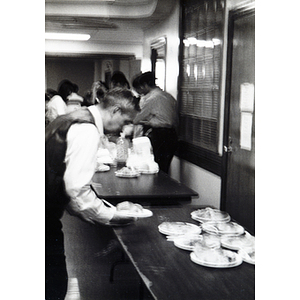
[221,5,255,234]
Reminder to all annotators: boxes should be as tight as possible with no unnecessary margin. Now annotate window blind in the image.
[179,0,225,156]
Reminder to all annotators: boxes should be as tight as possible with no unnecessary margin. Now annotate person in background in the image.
[110,71,136,140]
[132,71,179,174]
[82,90,93,107]
[45,89,59,126]
[66,90,84,113]
[110,71,130,89]
[92,80,109,104]
[45,87,140,300]
[46,88,59,100]
[73,83,79,94]
[46,79,76,123]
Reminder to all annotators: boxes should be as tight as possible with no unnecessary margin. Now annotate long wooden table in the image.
[113,204,255,300]
[91,169,198,204]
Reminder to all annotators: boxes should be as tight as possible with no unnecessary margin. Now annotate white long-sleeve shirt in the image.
[63,105,115,224]
[46,95,67,123]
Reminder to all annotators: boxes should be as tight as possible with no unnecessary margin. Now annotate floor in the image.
[61,212,153,300]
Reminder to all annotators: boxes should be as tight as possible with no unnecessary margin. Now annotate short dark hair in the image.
[111,71,130,89]
[132,72,156,89]
[57,79,75,102]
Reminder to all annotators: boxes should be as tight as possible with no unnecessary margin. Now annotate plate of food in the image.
[238,248,255,265]
[221,231,255,250]
[191,207,230,223]
[173,235,203,251]
[115,167,140,178]
[96,163,110,172]
[139,169,159,175]
[158,222,201,236]
[115,201,153,218]
[190,249,243,268]
[138,162,159,174]
[202,221,245,236]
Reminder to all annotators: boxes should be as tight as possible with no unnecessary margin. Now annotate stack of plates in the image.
[158,207,255,267]
[191,207,230,223]
[201,222,245,236]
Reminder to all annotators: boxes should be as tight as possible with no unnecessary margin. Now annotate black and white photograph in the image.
[45,1,255,299]
[4,0,300,299]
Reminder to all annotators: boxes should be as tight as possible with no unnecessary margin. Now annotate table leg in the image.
[109,251,130,283]
[139,278,144,300]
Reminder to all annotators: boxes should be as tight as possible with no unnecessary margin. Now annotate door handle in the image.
[224,145,233,153]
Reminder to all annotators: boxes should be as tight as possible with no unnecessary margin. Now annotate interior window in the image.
[178,0,225,175]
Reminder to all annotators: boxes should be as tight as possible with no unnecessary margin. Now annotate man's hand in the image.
[110,210,137,224]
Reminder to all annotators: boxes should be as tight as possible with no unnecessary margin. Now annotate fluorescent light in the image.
[45,33,90,41]
[212,38,221,45]
[184,38,221,48]
[187,37,198,45]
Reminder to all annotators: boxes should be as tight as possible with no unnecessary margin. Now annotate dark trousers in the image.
[45,217,68,300]
[146,127,178,174]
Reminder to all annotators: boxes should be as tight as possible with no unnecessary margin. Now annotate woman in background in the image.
[46,79,76,124]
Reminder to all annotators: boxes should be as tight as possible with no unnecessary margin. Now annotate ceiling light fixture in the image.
[45,32,91,41]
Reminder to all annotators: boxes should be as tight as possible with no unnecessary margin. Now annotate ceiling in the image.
[45,0,177,57]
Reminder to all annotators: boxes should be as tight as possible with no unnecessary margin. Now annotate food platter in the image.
[201,222,245,236]
[115,173,140,178]
[221,231,255,250]
[116,208,153,218]
[96,164,110,172]
[158,222,201,236]
[115,167,140,178]
[139,169,159,175]
[173,235,203,251]
[114,201,153,218]
[191,207,230,223]
[190,250,243,268]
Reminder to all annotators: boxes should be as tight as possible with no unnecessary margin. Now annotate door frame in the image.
[220,3,255,211]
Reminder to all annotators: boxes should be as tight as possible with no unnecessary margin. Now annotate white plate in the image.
[139,169,159,175]
[158,222,201,236]
[221,231,255,250]
[174,235,203,251]
[190,251,243,268]
[115,173,140,178]
[116,208,153,218]
[115,170,140,178]
[238,248,255,265]
[202,222,245,236]
[191,208,230,223]
[96,164,110,172]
